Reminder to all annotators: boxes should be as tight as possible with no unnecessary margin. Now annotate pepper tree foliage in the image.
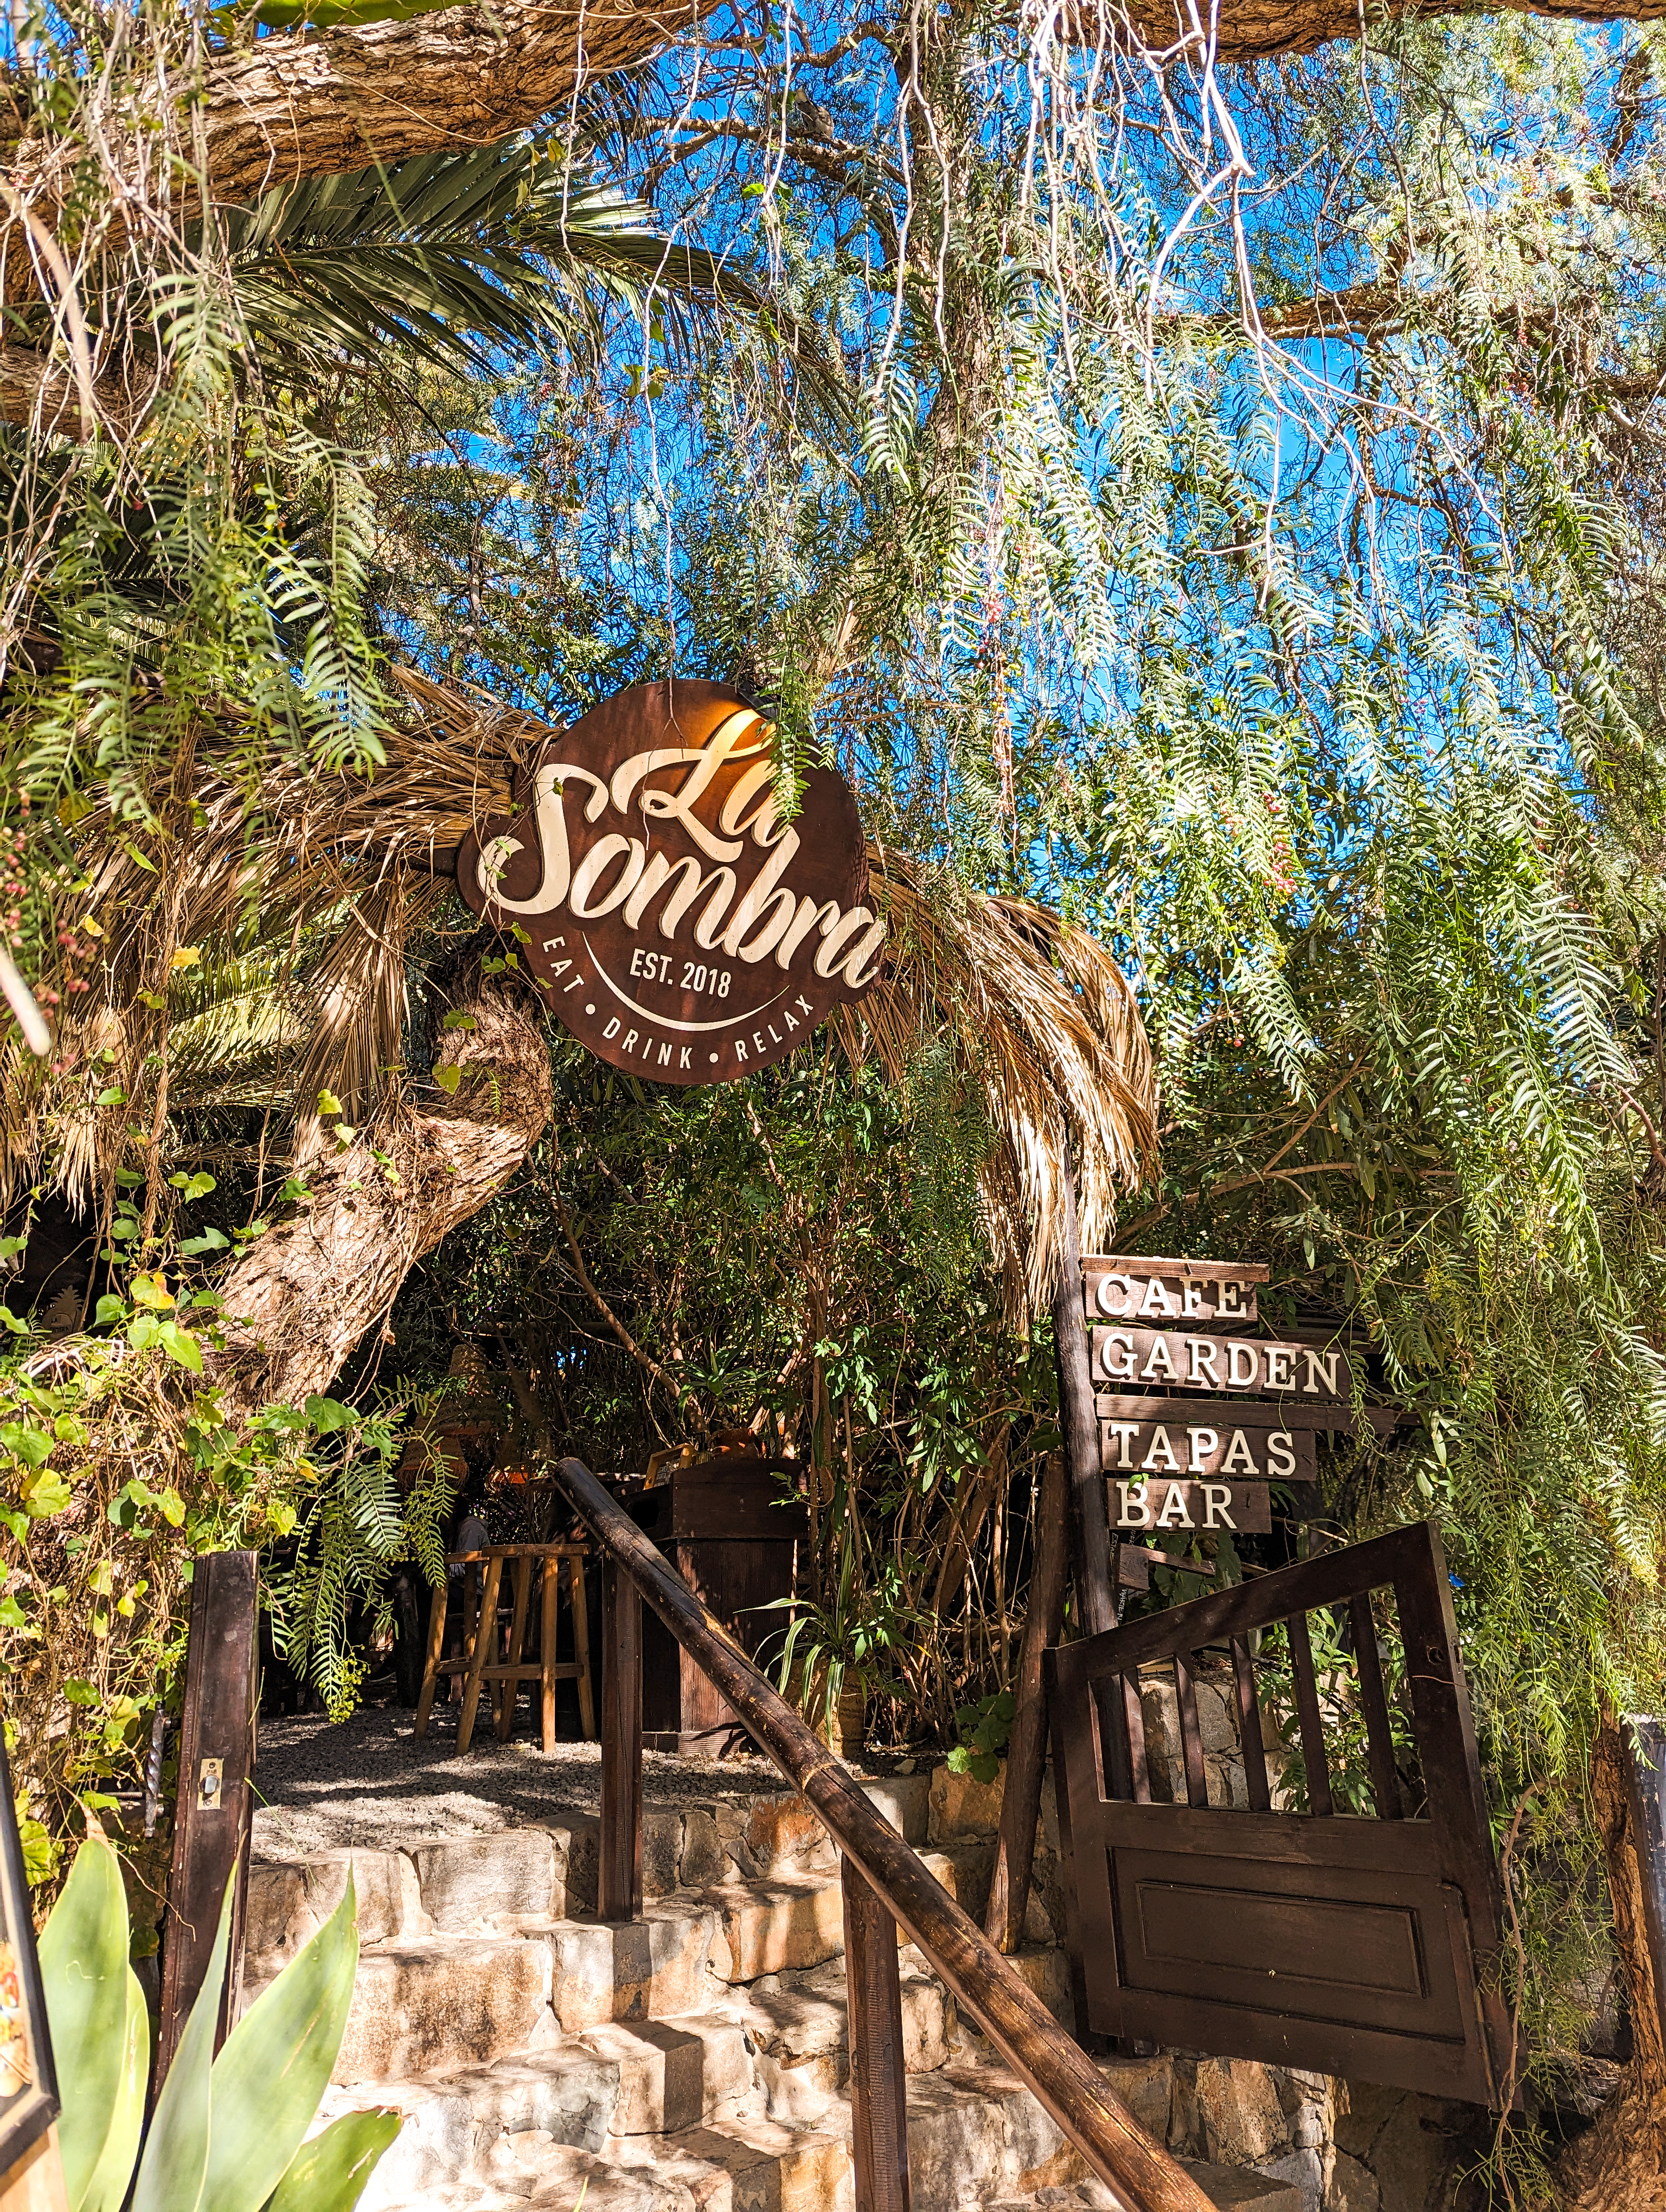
[352,6,1666,2103]
[1,0,1665,2112]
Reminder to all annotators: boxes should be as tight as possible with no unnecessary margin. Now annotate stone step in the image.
[366,2113,853,2212]
[244,1764,1052,1980]
[266,1836,1056,2089]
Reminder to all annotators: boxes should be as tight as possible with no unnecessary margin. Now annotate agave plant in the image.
[39,1831,395,2212]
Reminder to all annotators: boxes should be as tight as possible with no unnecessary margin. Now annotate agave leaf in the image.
[259,2109,401,2212]
[200,1878,360,2212]
[78,1969,150,2212]
[130,1876,232,2212]
[37,1835,131,2212]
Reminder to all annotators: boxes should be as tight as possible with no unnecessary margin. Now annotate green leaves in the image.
[38,1834,133,2210]
[204,1883,362,2212]
[129,1876,228,2212]
[260,2112,402,2212]
[43,1850,391,2212]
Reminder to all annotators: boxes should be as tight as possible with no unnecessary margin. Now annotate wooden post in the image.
[1050,1149,1113,1639]
[599,1557,642,1921]
[157,1550,258,2082]
[985,1451,1070,1954]
[842,1856,911,2212]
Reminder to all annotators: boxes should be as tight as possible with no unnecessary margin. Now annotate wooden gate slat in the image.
[1285,1611,1334,1817]
[1230,1637,1271,1812]
[1172,1652,1209,1809]
[1348,1592,1402,1819]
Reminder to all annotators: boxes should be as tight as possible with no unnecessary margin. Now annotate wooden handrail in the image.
[549,1455,1214,2212]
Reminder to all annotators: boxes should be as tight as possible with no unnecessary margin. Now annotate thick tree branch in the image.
[211,967,552,1417]
[1057,0,1666,65]
[6,0,713,221]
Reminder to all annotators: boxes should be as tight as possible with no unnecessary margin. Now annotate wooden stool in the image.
[413,1543,595,1753]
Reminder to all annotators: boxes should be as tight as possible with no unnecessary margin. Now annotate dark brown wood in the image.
[1097,1392,1406,1440]
[1349,1592,1402,1819]
[1093,1326,1353,1403]
[1285,1611,1334,1817]
[1231,1637,1271,1812]
[1083,1256,1265,1327]
[157,1551,258,2083]
[1050,1522,1513,2108]
[843,1859,912,2212]
[1108,1475,1273,1535]
[456,681,881,1084]
[642,1535,799,1753]
[637,1461,803,1751]
[1053,1152,1115,1640]
[1172,1653,1210,1809]
[985,1452,1069,1953]
[1124,1677,1151,1804]
[600,1556,643,1922]
[549,1455,1215,2212]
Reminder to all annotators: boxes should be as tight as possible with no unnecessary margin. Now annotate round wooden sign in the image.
[456,681,884,1084]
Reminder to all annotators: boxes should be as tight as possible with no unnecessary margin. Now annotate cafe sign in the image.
[457,681,885,1083]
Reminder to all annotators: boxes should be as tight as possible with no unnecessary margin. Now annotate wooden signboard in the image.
[1099,1410,1314,1485]
[1108,1477,1272,1534]
[1092,1324,1353,1402]
[457,681,883,1083]
[1083,1255,1267,1328]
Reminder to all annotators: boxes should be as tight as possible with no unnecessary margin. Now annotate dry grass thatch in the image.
[8,671,1157,1310]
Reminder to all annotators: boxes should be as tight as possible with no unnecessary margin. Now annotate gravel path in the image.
[251,1699,909,1859]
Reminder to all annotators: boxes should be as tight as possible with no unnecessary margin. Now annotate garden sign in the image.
[458,680,885,1083]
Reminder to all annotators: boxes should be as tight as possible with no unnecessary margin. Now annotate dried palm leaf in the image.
[18,675,1157,1314]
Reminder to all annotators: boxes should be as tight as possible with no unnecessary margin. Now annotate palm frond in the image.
[187,142,817,397]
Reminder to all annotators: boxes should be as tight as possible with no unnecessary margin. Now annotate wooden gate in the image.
[1048,1520,1513,2104]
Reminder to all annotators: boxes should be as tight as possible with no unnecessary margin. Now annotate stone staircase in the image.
[246,1765,1317,2212]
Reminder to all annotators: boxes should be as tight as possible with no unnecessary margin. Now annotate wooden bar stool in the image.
[413,1542,595,1753]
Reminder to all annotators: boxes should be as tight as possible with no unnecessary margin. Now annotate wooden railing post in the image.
[157,1549,258,2081]
[842,1856,911,2212]
[986,1449,1069,1954]
[599,1555,642,1921]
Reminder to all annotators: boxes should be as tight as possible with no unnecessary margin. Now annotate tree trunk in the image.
[213,967,550,1417]
[1559,1720,1666,2212]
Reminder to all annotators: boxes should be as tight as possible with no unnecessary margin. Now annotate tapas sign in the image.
[1098,1413,1313,1486]
[457,681,884,1084]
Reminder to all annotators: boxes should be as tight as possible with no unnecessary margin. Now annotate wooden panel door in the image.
[1048,1521,1513,2105]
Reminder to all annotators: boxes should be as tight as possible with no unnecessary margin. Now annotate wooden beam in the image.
[985,1451,1069,1954]
[599,1558,643,1922]
[1053,1152,1114,1639]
